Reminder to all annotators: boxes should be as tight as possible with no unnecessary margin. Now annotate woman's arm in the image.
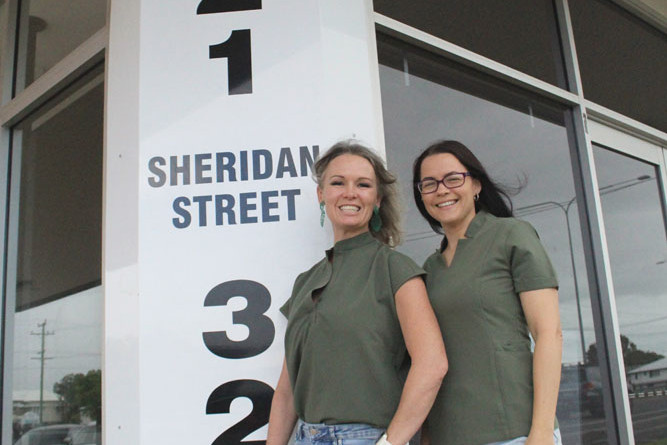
[385,277,448,445]
[520,288,562,445]
[266,359,298,445]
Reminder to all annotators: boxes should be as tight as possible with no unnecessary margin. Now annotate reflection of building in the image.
[627,358,667,392]
[12,390,61,425]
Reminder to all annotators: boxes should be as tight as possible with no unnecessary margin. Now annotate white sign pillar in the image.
[104,1,385,444]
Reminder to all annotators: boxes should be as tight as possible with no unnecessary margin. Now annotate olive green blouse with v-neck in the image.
[280,231,425,427]
[423,211,558,445]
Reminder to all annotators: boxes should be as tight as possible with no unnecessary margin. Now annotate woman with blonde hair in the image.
[267,141,447,445]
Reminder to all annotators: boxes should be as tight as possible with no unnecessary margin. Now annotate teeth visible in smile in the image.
[436,200,456,208]
[339,205,360,212]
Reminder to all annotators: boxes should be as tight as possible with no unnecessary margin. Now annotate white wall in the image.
[104,1,385,444]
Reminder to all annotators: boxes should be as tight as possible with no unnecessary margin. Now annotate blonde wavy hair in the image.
[313,140,402,246]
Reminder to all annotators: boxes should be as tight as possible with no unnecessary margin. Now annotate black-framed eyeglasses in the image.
[416,172,472,194]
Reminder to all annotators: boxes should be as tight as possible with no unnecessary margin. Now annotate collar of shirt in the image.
[464,210,491,239]
[327,231,376,257]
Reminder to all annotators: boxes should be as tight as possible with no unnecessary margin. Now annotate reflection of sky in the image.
[593,147,667,357]
[12,287,102,397]
[378,62,665,365]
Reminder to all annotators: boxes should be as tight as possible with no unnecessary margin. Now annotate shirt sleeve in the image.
[280,257,331,319]
[387,250,427,296]
[421,251,440,286]
[507,219,559,293]
[280,271,306,318]
[279,299,291,318]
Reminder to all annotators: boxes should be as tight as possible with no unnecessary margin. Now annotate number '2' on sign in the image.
[197,0,262,95]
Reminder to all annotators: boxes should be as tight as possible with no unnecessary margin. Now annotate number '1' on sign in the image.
[197,0,261,95]
[210,29,252,95]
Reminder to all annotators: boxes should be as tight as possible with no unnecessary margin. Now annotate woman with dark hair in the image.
[412,140,562,445]
[267,141,448,445]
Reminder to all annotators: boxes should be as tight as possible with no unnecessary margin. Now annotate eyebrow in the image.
[422,171,459,179]
[328,174,375,182]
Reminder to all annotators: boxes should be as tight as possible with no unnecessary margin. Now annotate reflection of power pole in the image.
[518,199,586,362]
[516,174,652,364]
[561,198,586,363]
[30,320,53,424]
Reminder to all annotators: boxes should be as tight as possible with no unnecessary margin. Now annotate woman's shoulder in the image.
[485,215,551,260]
[366,241,424,275]
[482,212,519,228]
[375,244,426,295]
[376,242,421,268]
[481,213,537,238]
[502,216,541,240]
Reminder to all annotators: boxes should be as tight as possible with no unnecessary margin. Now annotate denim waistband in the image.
[295,419,385,441]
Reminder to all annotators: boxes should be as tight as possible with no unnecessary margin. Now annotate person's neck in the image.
[333,228,369,244]
[442,212,476,249]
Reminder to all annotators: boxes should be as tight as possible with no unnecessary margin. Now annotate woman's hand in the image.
[525,428,556,445]
[266,359,297,445]
[520,288,562,445]
[384,277,448,445]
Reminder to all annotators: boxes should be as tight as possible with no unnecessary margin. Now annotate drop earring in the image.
[370,206,382,232]
[320,201,326,227]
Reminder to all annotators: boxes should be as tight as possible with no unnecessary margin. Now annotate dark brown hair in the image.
[412,140,513,248]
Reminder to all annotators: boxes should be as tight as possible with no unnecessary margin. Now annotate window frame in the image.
[0,1,108,443]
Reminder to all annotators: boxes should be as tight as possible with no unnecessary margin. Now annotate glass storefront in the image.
[593,145,667,444]
[0,1,664,444]
[569,0,667,133]
[9,65,103,444]
[377,33,610,444]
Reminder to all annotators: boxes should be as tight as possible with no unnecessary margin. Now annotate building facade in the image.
[628,358,667,392]
[0,1,666,444]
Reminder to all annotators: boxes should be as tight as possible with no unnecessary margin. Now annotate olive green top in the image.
[280,232,425,427]
[423,211,558,445]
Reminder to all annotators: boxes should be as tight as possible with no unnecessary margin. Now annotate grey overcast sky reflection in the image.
[379,61,666,364]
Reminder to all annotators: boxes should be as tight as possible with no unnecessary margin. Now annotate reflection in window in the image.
[373,0,567,88]
[15,0,106,92]
[11,66,103,443]
[378,33,608,444]
[16,73,103,309]
[569,0,667,133]
[593,146,667,444]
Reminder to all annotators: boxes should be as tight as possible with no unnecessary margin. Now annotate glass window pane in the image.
[0,0,6,101]
[373,0,567,88]
[569,0,667,133]
[11,66,103,443]
[593,146,667,444]
[15,0,106,92]
[378,33,609,444]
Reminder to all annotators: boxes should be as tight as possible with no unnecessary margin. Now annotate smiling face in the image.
[419,153,481,235]
[317,154,381,243]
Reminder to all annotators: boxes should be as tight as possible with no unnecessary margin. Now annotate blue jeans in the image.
[293,419,385,445]
[485,428,562,445]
